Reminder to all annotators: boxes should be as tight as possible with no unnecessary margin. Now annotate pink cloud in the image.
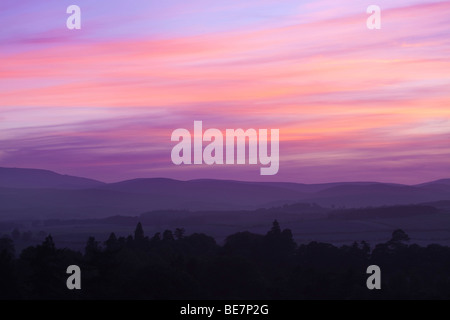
[1,1,450,183]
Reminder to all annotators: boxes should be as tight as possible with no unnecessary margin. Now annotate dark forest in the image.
[1,221,449,300]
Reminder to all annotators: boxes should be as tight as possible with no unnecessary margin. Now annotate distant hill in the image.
[99,178,306,207]
[0,167,104,189]
[302,183,450,207]
[0,166,449,220]
[415,179,450,187]
[414,179,450,193]
[418,200,450,210]
[239,181,388,194]
[328,205,438,220]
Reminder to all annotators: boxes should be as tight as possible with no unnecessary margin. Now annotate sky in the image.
[0,0,449,184]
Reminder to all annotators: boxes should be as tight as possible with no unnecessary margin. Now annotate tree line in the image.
[0,221,449,299]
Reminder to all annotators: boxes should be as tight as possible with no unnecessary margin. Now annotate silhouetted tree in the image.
[150,232,161,245]
[175,228,185,240]
[0,237,15,258]
[267,220,281,237]
[184,233,218,256]
[390,229,410,244]
[163,230,175,241]
[361,241,371,255]
[134,222,145,241]
[2,220,450,300]
[42,235,56,252]
[0,238,18,298]
[224,231,264,259]
[126,235,134,247]
[105,232,119,252]
[264,221,296,261]
[281,228,296,251]
[18,235,70,299]
[85,236,101,260]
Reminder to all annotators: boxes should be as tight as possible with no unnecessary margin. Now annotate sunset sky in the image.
[1,0,449,184]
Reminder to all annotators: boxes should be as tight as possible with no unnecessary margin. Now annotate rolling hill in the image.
[0,167,450,220]
[0,167,104,189]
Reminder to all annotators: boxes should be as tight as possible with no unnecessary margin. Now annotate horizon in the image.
[1,1,450,184]
[1,165,448,186]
